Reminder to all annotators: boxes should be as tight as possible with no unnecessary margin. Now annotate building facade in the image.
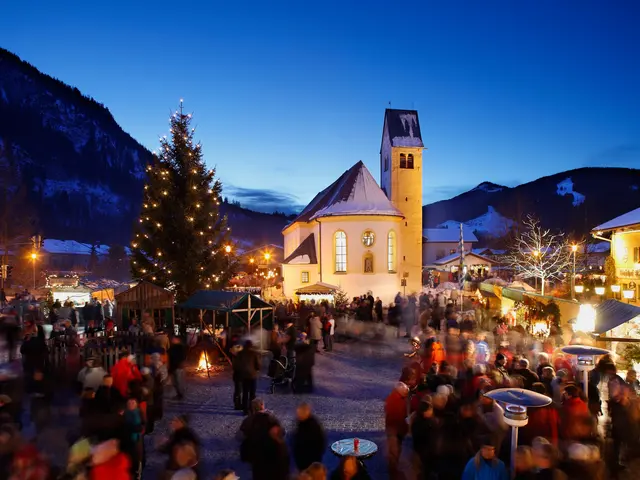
[282,109,424,303]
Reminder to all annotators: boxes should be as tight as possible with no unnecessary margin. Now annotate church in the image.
[281,109,424,303]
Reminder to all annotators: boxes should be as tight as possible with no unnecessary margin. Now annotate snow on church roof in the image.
[593,206,640,232]
[288,161,403,226]
[383,109,424,148]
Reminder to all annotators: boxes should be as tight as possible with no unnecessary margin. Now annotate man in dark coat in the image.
[291,402,326,471]
[235,340,261,414]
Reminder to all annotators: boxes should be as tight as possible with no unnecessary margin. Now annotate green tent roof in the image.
[178,290,272,312]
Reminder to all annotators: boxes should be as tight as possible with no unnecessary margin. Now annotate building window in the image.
[407,154,414,169]
[301,271,309,283]
[384,156,389,172]
[362,230,375,247]
[363,253,374,273]
[399,153,407,169]
[387,231,396,272]
[335,231,347,272]
[450,249,456,255]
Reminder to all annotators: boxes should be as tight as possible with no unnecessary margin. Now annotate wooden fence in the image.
[45,331,157,380]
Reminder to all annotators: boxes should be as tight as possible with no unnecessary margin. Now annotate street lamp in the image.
[595,286,605,299]
[571,245,578,300]
[561,345,609,401]
[574,284,584,294]
[611,284,621,300]
[623,289,635,303]
[30,252,37,290]
[224,245,232,254]
[484,388,552,479]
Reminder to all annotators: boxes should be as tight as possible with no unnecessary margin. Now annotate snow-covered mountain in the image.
[0,47,150,245]
[0,48,290,248]
[437,206,516,238]
[424,168,640,240]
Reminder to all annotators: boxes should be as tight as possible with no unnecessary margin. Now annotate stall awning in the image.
[501,287,524,302]
[179,290,272,312]
[595,299,640,334]
[295,282,338,295]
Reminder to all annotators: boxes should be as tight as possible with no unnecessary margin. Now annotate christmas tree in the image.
[130,102,236,301]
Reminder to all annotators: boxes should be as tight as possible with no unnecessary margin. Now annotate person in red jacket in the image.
[520,383,559,445]
[111,355,142,398]
[560,383,589,440]
[90,439,131,480]
[385,381,410,480]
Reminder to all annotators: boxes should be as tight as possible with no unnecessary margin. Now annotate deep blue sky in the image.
[2,1,639,214]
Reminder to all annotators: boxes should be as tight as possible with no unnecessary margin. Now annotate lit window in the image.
[407,154,414,169]
[450,249,456,255]
[335,231,347,272]
[399,153,407,169]
[362,231,375,247]
[301,271,309,283]
[388,231,396,272]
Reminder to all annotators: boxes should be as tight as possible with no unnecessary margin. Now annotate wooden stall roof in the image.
[115,281,174,310]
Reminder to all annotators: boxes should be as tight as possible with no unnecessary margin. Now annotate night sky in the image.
[2,1,639,214]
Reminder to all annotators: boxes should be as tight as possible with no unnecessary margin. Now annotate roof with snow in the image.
[287,161,403,227]
[283,234,317,265]
[382,109,424,149]
[593,207,640,232]
[423,228,478,243]
[433,252,497,266]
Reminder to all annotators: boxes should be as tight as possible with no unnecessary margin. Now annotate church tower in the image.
[380,109,424,294]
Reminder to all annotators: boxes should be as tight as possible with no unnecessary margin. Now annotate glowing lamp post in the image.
[571,244,578,300]
[623,289,635,303]
[611,284,621,300]
[561,344,609,400]
[30,252,37,290]
[595,286,605,302]
[574,284,584,295]
[484,388,552,479]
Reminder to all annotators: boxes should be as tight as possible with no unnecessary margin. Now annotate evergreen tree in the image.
[130,102,236,300]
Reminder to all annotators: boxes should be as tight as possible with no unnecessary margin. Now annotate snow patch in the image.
[43,239,110,256]
[471,182,503,193]
[437,206,516,238]
[631,185,639,191]
[0,88,7,103]
[391,136,423,147]
[34,178,125,216]
[556,177,585,207]
[399,113,417,137]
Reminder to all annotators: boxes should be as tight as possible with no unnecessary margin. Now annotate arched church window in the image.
[334,231,347,272]
[407,154,414,169]
[399,153,407,169]
[363,253,374,274]
[388,231,397,272]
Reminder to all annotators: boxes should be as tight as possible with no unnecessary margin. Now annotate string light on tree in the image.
[129,100,237,300]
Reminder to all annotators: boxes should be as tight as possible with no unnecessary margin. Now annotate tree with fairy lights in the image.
[130,101,236,301]
[505,215,572,296]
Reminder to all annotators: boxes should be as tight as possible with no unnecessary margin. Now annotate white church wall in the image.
[282,263,320,298]
[318,216,402,304]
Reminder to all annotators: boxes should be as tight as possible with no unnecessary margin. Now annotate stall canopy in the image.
[295,282,338,295]
[179,290,274,331]
[114,281,175,327]
[594,299,640,334]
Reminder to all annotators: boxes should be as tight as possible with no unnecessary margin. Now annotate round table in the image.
[330,438,378,459]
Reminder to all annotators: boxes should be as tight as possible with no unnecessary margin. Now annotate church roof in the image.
[288,161,403,226]
[283,234,317,265]
[382,109,424,149]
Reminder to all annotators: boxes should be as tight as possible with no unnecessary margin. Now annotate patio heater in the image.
[484,388,551,479]
[561,344,609,400]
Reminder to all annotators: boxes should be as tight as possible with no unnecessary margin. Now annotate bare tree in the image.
[505,215,572,295]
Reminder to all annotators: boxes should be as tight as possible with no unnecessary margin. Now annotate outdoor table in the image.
[330,438,378,460]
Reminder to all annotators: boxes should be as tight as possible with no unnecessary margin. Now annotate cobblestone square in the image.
[145,340,404,478]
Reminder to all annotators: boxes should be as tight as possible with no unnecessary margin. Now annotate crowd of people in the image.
[383,290,639,480]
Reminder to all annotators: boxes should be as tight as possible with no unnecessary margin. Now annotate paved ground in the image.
[145,339,405,478]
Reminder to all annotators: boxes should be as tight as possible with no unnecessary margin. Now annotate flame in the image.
[197,351,210,371]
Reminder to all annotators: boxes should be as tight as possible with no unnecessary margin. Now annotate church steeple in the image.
[380,109,424,294]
